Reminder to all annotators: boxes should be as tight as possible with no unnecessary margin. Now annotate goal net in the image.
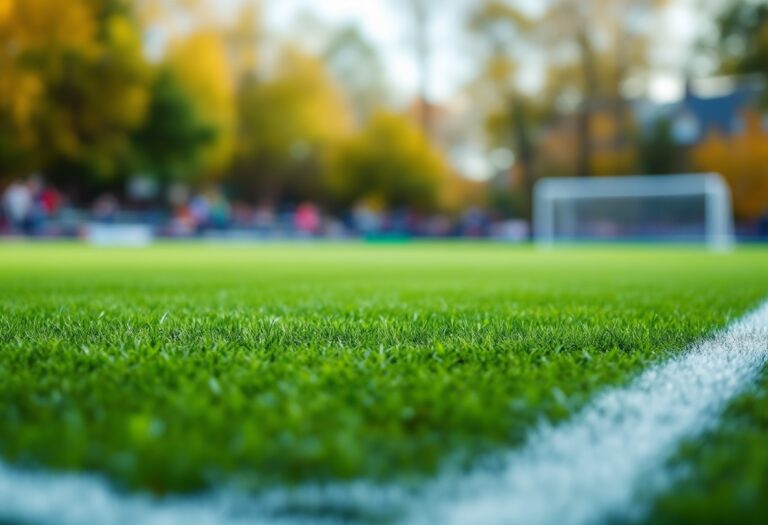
[533,174,735,250]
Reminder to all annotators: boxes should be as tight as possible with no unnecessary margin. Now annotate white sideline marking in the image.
[1,301,767,525]
[411,300,768,525]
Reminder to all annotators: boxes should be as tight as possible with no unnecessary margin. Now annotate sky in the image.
[210,0,708,104]
[261,0,475,102]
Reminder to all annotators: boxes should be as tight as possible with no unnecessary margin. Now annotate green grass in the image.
[631,372,768,525]
[0,243,767,499]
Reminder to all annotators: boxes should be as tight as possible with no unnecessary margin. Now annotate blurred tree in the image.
[714,0,768,104]
[167,30,237,179]
[232,46,351,203]
[466,0,535,217]
[328,111,446,211]
[134,0,210,31]
[224,1,262,82]
[131,69,216,185]
[539,0,664,176]
[693,112,768,220]
[0,0,151,185]
[0,0,32,179]
[637,117,680,175]
[696,0,768,221]
[600,0,661,150]
[398,0,435,136]
[716,0,768,73]
[539,0,600,177]
[323,26,389,124]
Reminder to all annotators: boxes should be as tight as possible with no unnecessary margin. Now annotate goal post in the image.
[533,173,735,251]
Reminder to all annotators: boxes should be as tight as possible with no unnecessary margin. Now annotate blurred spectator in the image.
[189,193,211,233]
[39,185,61,216]
[758,210,768,239]
[2,180,32,233]
[385,208,410,235]
[423,214,452,237]
[230,202,255,228]
[491,219,530,242]
[209,191,231,230]
[254,203,277,234]
[168,184,190,209]
[168,205,197,237]
[92,194,119,223]
[323,217,349,238]
[26,175,53,235]
[294,202,321,236]
[461,206,490,237]
[352,203,382,236]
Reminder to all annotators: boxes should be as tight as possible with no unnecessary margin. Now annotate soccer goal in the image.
[533,173,735,251]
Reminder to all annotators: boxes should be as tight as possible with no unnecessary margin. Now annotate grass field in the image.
[1,243,767,523]
[634,365,768,525]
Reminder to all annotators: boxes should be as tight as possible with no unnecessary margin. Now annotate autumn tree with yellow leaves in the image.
[0,0,151,184]
[166,30,237,179]
[328,111,447,212]
[693,112,768,221]
[231,45,352,203]
[697,0,768,221]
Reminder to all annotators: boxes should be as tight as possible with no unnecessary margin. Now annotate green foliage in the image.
[166,30,237,179]
[328,111,445,211]
[0,244,767,494]
[716,0,768,75]
[466,0,527,145]
[638,118,681,175]
[12,0,150,183]
[715,0,768,106]
[323,26,389,122]
[623,368,768,525]
[232,47,350,202]
[0,115,27,179]
[0,0,152,185]
[131,69,216,184]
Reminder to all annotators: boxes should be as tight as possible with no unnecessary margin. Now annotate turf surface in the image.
[630,369,768,525]
[0,243,767,505]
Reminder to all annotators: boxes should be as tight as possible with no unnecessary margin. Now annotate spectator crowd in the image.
[1,176,530,241]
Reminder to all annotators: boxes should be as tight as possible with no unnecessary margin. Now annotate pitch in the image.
[0,243,767,524]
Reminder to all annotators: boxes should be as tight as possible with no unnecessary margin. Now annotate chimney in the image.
[682,74,695,102]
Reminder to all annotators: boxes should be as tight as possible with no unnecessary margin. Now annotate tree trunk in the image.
[613,27,629,153]
[511,96,535,220]
[410,0,432,137]
[576,28,596,177]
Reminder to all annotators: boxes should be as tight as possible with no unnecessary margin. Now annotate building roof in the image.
[633,77,765,145]
[683,83,760,136]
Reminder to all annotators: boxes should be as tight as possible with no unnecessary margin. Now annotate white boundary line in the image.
[1,301,767,525]
[409,300,768,525]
